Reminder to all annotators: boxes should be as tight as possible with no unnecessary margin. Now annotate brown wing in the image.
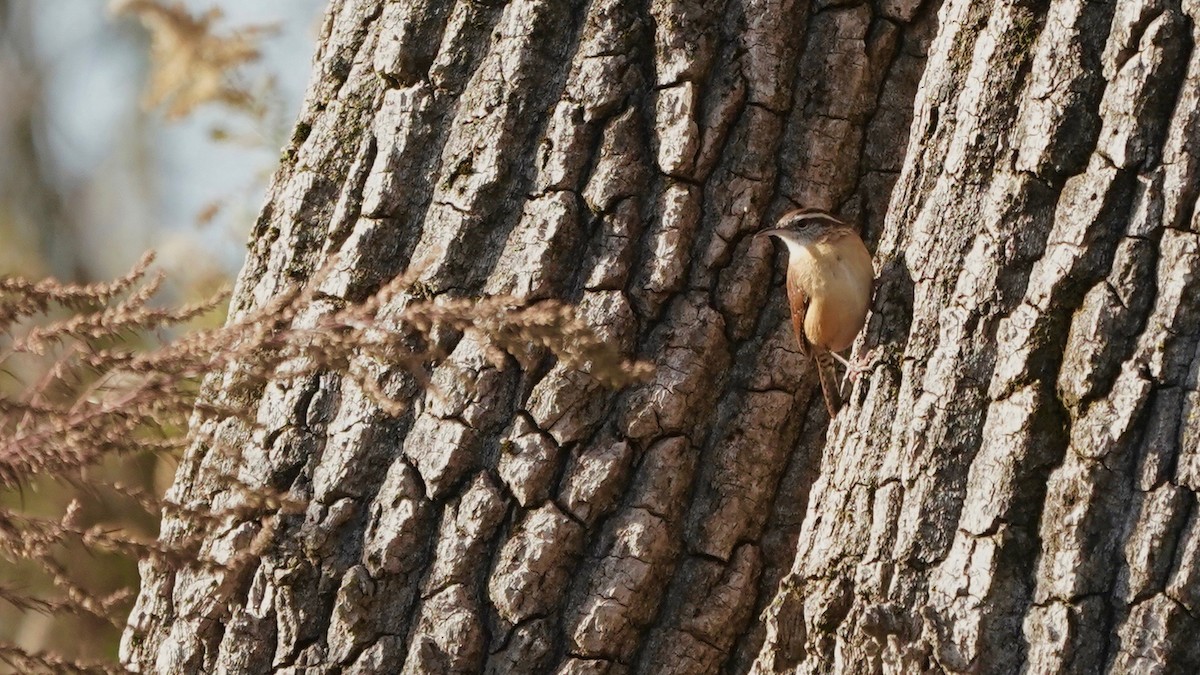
[785,271,812,359]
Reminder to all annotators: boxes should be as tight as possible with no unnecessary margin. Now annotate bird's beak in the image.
[755,228,784,240]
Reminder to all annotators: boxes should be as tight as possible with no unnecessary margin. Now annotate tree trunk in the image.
[122,0,1200,673]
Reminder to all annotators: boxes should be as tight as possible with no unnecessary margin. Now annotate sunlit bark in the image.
[124,0,1200,672]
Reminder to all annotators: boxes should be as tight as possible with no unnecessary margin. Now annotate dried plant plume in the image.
[0,251,652,671]
[110,0,276,120]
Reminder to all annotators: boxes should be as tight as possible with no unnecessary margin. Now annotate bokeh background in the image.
[0,0,323,285]
[0,0,325,663]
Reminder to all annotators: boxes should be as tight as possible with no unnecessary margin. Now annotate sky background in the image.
[1,0,326,289]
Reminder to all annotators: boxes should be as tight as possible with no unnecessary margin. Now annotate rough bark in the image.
[754,0,1200,670]
[121,0,1200,673]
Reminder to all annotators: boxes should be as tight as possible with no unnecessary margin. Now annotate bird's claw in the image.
[833,348,879,392]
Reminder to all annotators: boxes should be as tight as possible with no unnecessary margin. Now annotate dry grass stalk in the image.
[0,643,125,675]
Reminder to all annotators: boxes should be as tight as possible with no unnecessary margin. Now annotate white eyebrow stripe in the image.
[785,210,847,228]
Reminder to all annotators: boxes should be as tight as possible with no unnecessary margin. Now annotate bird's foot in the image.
[832,349,879,390]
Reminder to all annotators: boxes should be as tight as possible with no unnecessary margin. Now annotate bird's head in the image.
[755,208,853,247]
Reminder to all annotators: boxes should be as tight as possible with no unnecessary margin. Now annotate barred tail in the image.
[813,349,842,417]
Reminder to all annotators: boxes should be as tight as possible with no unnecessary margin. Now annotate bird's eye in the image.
[795,220,808,229]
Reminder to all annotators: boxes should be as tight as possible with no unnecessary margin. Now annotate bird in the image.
[756,207,875,417]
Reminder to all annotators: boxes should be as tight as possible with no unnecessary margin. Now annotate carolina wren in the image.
[757,208,874,416]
